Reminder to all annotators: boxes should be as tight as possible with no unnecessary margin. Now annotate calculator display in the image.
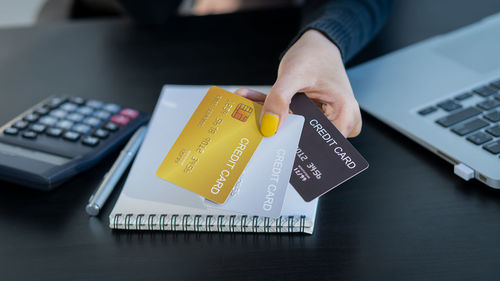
[0,142,70,165]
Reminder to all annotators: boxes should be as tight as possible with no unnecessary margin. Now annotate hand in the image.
[235,29,362,138]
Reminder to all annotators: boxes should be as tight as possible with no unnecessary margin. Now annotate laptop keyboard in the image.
[418,78,500,156]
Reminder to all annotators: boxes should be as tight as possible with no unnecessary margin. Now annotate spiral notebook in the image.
[109,85,319,233]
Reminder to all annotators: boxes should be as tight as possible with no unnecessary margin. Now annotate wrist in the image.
[292,29,343,66]
[300,29,342,58]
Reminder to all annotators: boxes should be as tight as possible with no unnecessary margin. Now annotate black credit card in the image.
[289,93,369,202]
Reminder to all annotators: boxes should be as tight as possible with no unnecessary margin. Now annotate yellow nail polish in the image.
[260,114,279,137]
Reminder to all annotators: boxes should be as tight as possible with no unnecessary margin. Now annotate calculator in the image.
[0,96,148,190]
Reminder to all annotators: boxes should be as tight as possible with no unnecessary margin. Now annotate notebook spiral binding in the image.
[111,214,309,233]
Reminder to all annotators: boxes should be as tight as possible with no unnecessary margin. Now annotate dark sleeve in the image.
[291,0,394,62]
[119,0,182,25]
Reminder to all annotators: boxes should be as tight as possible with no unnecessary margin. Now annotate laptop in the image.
[348,12,500,188]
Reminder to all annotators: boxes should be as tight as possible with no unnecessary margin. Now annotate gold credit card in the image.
[156,86,263,203]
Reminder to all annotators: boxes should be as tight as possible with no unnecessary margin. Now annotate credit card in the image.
[205,114,304,218]
[156,86,263,204]
[289,93,369,202]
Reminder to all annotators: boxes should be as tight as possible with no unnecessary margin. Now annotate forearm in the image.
[296,0,394,62]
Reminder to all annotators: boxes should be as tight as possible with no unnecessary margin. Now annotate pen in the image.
[86,125,148,216]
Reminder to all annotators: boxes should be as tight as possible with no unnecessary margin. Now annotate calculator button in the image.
[23,113,39,123]
[60,102,78,112]
[30,124,46,133]
[63,131,80,141]
[103,122,119,132]
[72,124,92,134]
[86,100,104,109]
[46,97,65,108]
[50,109,67,119]
[82,136,100,147]
[3,127,18,135]
[110,114,130,126]
[103,103,121,114]
[13,120,29,130]
[93,128,109,139]
[120,108,139,119]
[69,97,85,105]
[67,113,84,122]
[83,117,102,127]
[22,131,37,139]
[34,107,49,116]
[77,106,94,115]
[93,110,111,120]
[55,120,74,130]
[46,127,63,137]
[39,116,58,126]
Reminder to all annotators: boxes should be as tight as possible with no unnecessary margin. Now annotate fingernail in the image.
[260,114,279,137]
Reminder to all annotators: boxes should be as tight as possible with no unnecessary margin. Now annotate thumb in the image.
[260,79,302,137]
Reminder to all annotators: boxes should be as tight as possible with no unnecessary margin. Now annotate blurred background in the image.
[0,0,46,27]
[0,0,131,28]
[2,0,500,55]
[0,0,298,28]
[1,0,500,67]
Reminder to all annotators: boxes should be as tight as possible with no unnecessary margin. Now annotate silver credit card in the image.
[205,114,304,218]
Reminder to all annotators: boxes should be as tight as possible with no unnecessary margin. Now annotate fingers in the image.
[234,84,362,138]
[233,88,267,103]
[348,105,362,138]
[235,82,302,137]
[234,87,362,138]
[322,97,362,138]
[235,86,290,137]
[260,79,303,137]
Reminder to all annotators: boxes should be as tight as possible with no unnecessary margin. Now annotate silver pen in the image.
[86,125,148,216]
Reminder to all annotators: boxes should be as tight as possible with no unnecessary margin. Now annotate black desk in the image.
[1,2,500,280]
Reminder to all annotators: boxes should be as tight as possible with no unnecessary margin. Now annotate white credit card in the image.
[204,114,304,218]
